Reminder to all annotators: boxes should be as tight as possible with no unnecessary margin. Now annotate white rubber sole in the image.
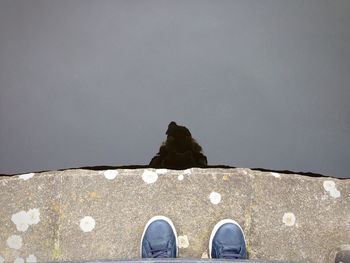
[208,219,246,259]
[140,215,178,258]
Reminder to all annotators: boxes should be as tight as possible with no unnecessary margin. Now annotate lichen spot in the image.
[79,216,96,232]
[209,192,222,205]
[178,174,184,181]
[323,180,335,191]
[156,169,168,175]
[282,212,296,226]
[0,255,4,263]
[11,211,30,232]
[330,189,341,198]
[201,251,209,259]
[178,235,189,248]
[103,170,118,180]
[11,208,40,232]
[184,169,191,175]
[7,235,22,249]
[323,180,341,198]
[14,257,24,263]
[27,208,40,225]
[142,170,158,184]
[26,254,37,263]
[271,172,281,178]
[18,173,34,180]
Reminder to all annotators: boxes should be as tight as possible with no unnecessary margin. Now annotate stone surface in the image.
[0,168,349,263]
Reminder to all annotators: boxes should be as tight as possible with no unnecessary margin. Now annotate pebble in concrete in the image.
[323,180,341,198]
[282,212,296,226]
[14,257,24,263]
[18,173,35,180]
[209,192,221,205]
[201,251,209,259]
[79,216,96,232]
[6,235,22,250]
[142,170,158,184]
[184,169,191,175]
[177,169,191,181]
[271,172,281,178]
[178,235,189,248]
[103,170,119,180]
[26,254,37,263]
[156,169,168,175]
[0,255,4,263]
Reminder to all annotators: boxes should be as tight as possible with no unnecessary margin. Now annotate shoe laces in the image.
[149,247,170,258]
[219,245,242,259]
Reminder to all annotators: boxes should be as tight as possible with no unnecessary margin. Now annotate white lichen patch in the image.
[18,173,34,180]
[323,180,341,198]
[142,170,158,184]
[178,174,184,181]
[323,180,335,191]
[177,235,189,248]
[103,170,119,180]
[330,189,341,198]
[7,235,22,249]
[0,255,4,263]
[209,192,222,205]
[156,169,168,175]
[184,169,191,175]
[14,257,24,263]
[27,208,40,225]
[11,211,30,232]
[26,254,37,263]
[80,216,96,232]
[11,208,40,232]
[282,212,296,226]
[271,172,281,178]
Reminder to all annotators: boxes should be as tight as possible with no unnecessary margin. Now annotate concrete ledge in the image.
[45,260,291,263]
[0,168,349,263]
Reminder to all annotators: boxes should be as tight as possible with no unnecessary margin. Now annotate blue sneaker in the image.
[140,216,178,258]
[209,219,247,259]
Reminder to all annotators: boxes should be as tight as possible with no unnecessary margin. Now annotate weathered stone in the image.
[0,168,349,263]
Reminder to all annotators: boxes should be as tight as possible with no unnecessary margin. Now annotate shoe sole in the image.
[208,218,247,259]
[140,215,178,258]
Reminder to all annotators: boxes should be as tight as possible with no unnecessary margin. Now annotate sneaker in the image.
[140,215,178,258]
[209,219,247,259]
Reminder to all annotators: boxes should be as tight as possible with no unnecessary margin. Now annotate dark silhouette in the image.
[149,122,208,169]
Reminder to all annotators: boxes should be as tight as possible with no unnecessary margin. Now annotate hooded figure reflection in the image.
[149,122,207,169]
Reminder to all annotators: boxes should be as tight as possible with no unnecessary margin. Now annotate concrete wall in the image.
[0,168,349,263]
